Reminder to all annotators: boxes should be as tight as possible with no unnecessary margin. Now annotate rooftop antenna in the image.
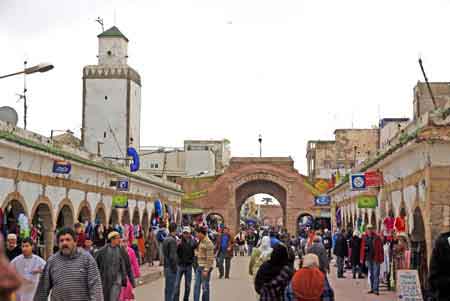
[418,57,437,110]
[95,17,104,32]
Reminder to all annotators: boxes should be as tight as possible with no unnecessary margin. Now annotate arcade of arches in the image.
[180,157,327,234]
[1,195,172,260]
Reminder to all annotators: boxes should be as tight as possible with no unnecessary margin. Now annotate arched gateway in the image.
[181,157,317,234]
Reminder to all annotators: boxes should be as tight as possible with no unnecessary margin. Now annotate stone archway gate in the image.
[181,157,316,234]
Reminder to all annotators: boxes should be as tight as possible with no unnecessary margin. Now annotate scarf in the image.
[255,244,289,293]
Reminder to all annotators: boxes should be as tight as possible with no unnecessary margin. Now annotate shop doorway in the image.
[3,199,27,237]
[411,207,428,291]
[110,208,119,226]
[206,213,224,231]
[132,208,140,225]
[32,203,53,260]
[56,205,74,229]
[95,206,107,225]
[78,205,91,223]
[122,209,131,225]
[142,210,149,238]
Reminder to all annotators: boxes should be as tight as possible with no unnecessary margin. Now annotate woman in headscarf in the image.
[249,236,273,277]
[285,253,333,301]
[254,243,294,301]
[119,237,141,301]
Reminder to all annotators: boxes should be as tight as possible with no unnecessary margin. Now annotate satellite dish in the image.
[0,106,18,126]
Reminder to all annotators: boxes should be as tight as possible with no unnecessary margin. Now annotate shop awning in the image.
[182,207,204,215]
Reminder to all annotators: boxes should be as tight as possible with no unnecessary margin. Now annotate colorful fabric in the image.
[119,246,140,301]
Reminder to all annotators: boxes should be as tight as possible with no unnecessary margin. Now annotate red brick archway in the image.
[235,179,287,228]
[180,158,315,234]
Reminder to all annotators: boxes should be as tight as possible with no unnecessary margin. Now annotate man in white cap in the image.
[174,226,197,301]
[6,233,21,261]
[95,231,135,301]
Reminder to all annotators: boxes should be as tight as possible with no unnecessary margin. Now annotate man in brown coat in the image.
[214,227,234,279]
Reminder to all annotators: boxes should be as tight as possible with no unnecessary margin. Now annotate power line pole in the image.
[258,134,262,157]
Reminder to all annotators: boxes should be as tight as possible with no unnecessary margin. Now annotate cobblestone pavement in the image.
[135,255,397,300]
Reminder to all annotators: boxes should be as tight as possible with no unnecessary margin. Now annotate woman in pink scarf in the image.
[120,238,141,301]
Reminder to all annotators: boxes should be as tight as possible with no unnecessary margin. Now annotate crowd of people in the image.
[0,219,449,300]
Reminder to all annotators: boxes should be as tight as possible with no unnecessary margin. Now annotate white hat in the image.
[7,233,17,240]
[182,226,191,234]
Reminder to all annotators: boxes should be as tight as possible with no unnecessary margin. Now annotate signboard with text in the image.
[365,171,383,187]
[396,269,423,301]
[112,195,128,208]
[52,160,72,174]
[350,173,366,191]
[356,195,378,208]
[315,195,331,206]
[116,179,129,191]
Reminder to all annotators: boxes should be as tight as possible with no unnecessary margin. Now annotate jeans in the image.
[174,264,193,301]
[352,263,362,277]
[164,268,177,301]
[367,261,380,293]
[193,267,211,301]
[217,252,231,278]
[247,244,254,256]
[336,256,345,277]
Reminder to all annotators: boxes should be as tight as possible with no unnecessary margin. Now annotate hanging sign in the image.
[112,195,128,208]
[356,195,378,208]
[350,173,366,191]
[52,160,72,174]
[116,179,129,191]
[365,171,383,187]
[314,179,330,194]
[314,195,331,206]
[396,269,423,301]
[127,147,140,172]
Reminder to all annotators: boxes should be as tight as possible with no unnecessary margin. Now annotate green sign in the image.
[182,190,208,201]
[357,195,378,208]
[112,195,128,208]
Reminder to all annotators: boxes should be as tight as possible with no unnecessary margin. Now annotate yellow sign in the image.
[315,179,330,194]
[183,190,208,201]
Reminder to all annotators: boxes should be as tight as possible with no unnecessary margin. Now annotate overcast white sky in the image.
[2,0,450,173]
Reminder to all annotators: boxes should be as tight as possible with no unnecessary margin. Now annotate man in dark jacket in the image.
[174,226,196,301]
[162,222,178,301]
[429,230,450,301]
[333,228,348,278]
[322,229,332,259]
[350,231,363,279]
[307,236,330,273]
[215,227,234,279]
[95,230,134,301]
[360,224,383,296]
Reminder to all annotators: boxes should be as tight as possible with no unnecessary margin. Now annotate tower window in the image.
[103,132,107,138]
[107,50,112,56]
[104,96,108,101]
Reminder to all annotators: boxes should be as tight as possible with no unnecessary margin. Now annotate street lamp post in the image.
[0,63,54,79]
[0,62,54,130]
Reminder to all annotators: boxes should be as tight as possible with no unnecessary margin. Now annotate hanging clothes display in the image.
[383,214,395,239]
[394,216,406,233]
[154,200,163,218]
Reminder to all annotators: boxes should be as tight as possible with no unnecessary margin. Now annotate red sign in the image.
[364,171,383,187]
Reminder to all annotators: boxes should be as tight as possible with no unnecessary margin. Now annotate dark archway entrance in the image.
[110,208,119,226]
[132,208,140,225]
[95,206,107,225]
[122,209,131,225]
[206,213,225,230]
[235,180,286,232]
[142,210,149,237]
[411,207,428,291]
[3,199,27,236]
[78,205,91,223]
[32,203,53,259]
[57,205,74,229]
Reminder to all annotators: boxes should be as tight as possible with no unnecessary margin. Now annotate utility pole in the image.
[418,58,437,110]
[258,134,262,157]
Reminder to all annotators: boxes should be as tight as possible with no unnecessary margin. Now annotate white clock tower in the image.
[82,26,141,159]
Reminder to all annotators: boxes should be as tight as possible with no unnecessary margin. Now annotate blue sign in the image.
[350,173,366,191]
[52,161,71,174]
[116,179,129,191]
[315,195,331,206]
[127,147,140,172]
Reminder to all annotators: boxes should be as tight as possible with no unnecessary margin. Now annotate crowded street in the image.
[137,253,397,301]
[3,1,450,300]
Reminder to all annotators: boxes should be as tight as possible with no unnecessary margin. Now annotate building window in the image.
[150,163,159,169]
